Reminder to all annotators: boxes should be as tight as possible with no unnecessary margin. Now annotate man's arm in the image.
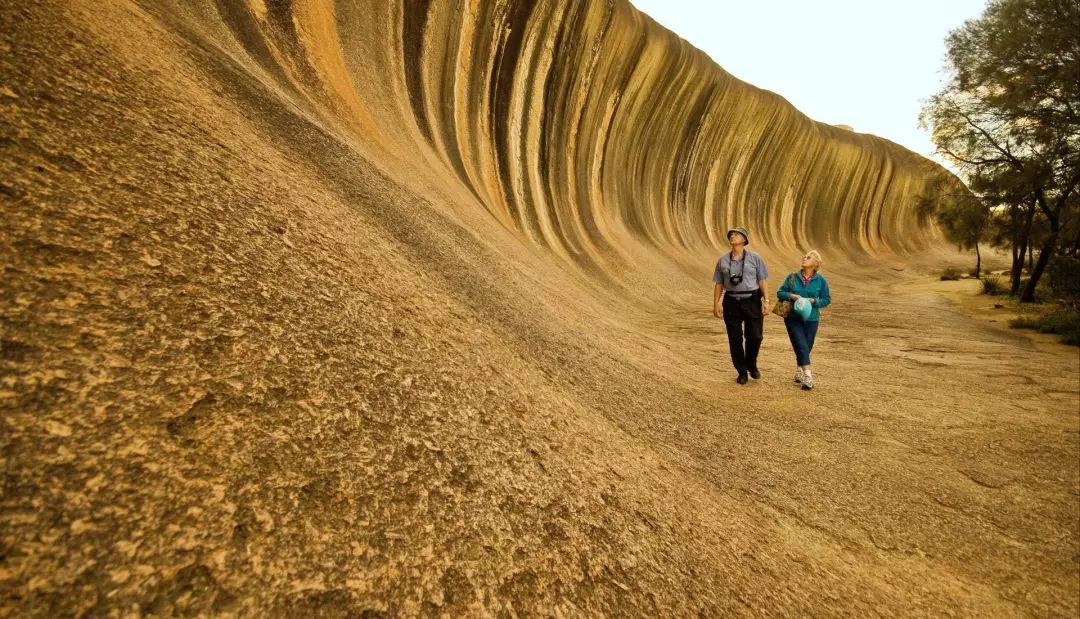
[756,254,771,311]
[713,283,723,317]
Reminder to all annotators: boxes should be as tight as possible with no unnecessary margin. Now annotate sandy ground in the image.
[902,275,1077,354]
[1,1,1078,617]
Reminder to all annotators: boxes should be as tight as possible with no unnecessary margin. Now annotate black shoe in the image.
[736,373,749,385]
[749,368,761,380]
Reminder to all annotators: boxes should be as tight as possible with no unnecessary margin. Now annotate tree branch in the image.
[937,146,1013,168]
[950,102,1027,171]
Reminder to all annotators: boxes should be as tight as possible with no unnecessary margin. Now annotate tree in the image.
[920,178,989,275]
[968,166,1036,295]
[929,190,991,276]
[920,0,1080,301]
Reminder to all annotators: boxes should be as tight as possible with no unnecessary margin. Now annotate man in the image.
[712,227,771,384]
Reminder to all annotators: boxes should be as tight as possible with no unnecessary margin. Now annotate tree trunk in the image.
[974,242,981,278]
[1021,228,1059,302]
[1023,184,1075,302]
[1010,206,1035,296]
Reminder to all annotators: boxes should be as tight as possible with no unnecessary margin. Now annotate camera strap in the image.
[728,250,745,279]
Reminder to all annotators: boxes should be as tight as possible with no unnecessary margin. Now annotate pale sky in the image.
[629,0,988,164]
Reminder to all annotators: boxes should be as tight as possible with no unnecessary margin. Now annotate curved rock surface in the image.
[212,0,958,267]
[2,1,1076,617]
[392,0,956,262]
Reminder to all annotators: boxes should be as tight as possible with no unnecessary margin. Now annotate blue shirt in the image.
[713,250,769,293]
[776,272,832,321]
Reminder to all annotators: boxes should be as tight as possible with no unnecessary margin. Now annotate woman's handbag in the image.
[771,272,797,318]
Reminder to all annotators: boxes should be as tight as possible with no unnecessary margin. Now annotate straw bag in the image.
[771,272,796,318]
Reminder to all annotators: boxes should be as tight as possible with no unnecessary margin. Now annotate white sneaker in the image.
[794,368,805,383]
[801,372,814,390]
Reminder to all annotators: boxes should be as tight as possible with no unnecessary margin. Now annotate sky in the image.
[629,0,988,164]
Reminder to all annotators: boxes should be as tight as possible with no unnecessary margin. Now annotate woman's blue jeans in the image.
[784,316,819,366]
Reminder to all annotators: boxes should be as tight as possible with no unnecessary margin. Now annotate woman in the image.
[712,227,771,384]
[776,250,831,390]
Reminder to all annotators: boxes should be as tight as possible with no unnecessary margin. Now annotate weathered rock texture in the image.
[217,0,958,266]
[391,0,953,262]
[2,1,1077,617]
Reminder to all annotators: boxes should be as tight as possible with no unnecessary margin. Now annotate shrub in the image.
[1009,310,1080,346]
[1008,316,1039,329]
[1018,276,1057,302]
[1039,310,1080,333]
[981,275,1004,295]
[940,267,963,281]
[1047,255,1080,302]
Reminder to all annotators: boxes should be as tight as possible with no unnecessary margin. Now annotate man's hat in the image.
[726,227,750,245]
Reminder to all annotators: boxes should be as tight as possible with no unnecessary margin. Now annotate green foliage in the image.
[946,0,1080,133]
[915,191,937,225]
[940,267,963,281]
[981,275,1005,295]
[1012,276,1054,301]
[929,0,1080,169]
[936,194,990,251]
[1009,316,1038,329]
[918,178,988,274]
[1009,310,1080,346]
[920,0,1080,301]
[1047,254,1080,301]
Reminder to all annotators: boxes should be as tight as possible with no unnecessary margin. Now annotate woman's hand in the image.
[789,294,801,301]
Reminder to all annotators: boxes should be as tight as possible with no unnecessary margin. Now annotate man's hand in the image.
[713,304,721,318]
[761,298,772,314]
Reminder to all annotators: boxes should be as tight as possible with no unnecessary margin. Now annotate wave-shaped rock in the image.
[208,0,959,267]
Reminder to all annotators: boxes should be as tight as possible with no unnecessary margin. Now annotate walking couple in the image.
[711,227,831,390]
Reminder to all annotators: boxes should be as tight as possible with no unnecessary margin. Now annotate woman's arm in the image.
[777,273,792,301]
[814,277,831,308]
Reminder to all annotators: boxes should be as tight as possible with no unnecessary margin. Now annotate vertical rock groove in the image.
[187,0,966,264]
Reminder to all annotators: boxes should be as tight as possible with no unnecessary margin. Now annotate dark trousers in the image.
[784,316,819,366]
[722,291,764,374]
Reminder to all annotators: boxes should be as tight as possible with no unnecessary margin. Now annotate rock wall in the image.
[209,0,958,268]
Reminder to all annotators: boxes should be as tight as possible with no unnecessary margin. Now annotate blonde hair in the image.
[805,250,823,272]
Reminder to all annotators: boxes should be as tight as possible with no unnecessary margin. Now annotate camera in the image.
[729,273,743,286]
